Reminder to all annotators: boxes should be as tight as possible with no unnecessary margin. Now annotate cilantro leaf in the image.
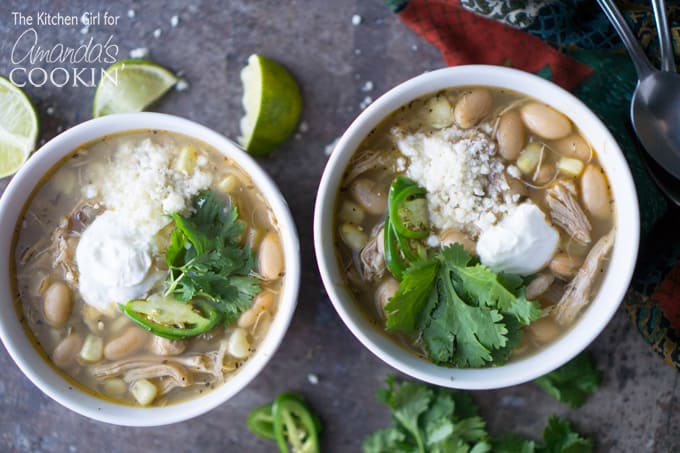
[385,244,540,368]
[539,417,593,453]
[364,377,491,453]
[493,434,536,453]
[385,258,439,335]
[164,190,260,323]
[534,352,601,408]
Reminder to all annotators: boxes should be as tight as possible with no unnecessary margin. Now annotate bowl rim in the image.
[314,65,640,389]
[0,112,300,426]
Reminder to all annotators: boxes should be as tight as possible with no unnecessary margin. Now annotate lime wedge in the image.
[0,76,38,178]
[93,59,178,117]
[239,54,302,156]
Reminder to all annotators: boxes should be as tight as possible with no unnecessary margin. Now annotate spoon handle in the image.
[597,0,654,78]
[651,0,677,72]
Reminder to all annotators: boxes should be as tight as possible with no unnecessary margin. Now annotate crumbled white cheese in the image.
[324,137,339,156]
[361,80,374,92]
[46,106,55,115]
[354,48,362,55]
[299,121,309,133]
[87,138,212,237]
[127,9,136,18]
[351,14,362,25]
[394,123,514,236]
[175,79,189,91]
[153,28,162,38]
[129,47,150,59]
[307,373,319,385]
[170,15,179,27]
[359,96,372,110]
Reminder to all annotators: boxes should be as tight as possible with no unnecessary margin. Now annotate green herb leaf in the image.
[387,243,538,368]
[534,352,601,408]
[539,417,593,453]
[364,377,492,453]
[164,190,260,323]
[493,434,537,453]
[385,258,439,334]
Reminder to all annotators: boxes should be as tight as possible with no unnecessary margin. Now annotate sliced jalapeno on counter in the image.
[272,393,321,453]
[247,403,277,441]
[123,297,221,339]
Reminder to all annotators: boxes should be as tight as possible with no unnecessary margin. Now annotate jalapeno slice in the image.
[247,403,277,441]
[272,393,320,453]
[123,298,221,339]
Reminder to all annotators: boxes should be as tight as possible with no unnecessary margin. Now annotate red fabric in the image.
[652,263,680,332]
[399,0,593,90]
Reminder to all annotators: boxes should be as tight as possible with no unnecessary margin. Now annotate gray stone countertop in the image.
[0,1,678,451]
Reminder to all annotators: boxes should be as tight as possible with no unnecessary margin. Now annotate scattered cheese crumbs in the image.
[361,81,374,92]
[88,139,212,236]
[426,234,440,247]
[507,164,521,179]
[127,9,136,19]
[175,79,189,91]
[153,28,162,38]
[129,47,150,59]
[351,14,362,25]
[170,15,180,27]
[324,137,339,156]
[411,44,419,51]
[395,156,407,172]
[354,48,362,55]
[359,96,372,110]
[307,373,319,385]
[46,106,55,115]
[299,121,309,133]
[394,124,514,235]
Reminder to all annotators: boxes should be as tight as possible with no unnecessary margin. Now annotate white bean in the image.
[551,133,590,161]
[350,178,387,215]
[581,164,612,219]
[454,88,493,129]
[52,332,83,369]
[339,223,368,253]
[496,110,526,160]
[526,272,555,300]
[43,281,72,328]
[258,232,284,280]
[549,253,582,280]
[533,163,555,185]
[238,290,275,328]
[520,102,572,140]
[338,200,366,225]
[104,327,149,361]
[439,229,476,255]
[374,277,400,318]
[228,328,251,359]
[528,317,561,344]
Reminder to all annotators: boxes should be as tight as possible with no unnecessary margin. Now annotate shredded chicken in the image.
[526,271,555,300]
[360,224,385,282]
[93,354,217,378]
[546,180,592,244]
[344,148,398,183]
[123,362,194,387]
[552,229,615,326]
[149,336,186,356]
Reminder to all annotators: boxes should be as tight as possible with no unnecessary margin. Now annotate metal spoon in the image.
[597,0,680,183]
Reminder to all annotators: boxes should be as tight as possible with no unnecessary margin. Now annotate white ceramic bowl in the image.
[314,65,640,389]
[0,113,300,425]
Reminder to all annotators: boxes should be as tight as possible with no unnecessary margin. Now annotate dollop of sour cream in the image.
[476,202,558,275]
[75,210,160,312]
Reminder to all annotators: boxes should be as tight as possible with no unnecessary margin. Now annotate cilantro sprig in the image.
[385,243,541,368]
[534,352,602,408]
[164,190,260,325]
[363,377,594,453]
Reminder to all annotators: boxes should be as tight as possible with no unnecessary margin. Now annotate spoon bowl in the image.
[598,0,680,185]
[632,72,680,180]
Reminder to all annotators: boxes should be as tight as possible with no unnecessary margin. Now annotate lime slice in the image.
[93,59,178,117]
[239,54,302,156]
[0,76,38,178]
